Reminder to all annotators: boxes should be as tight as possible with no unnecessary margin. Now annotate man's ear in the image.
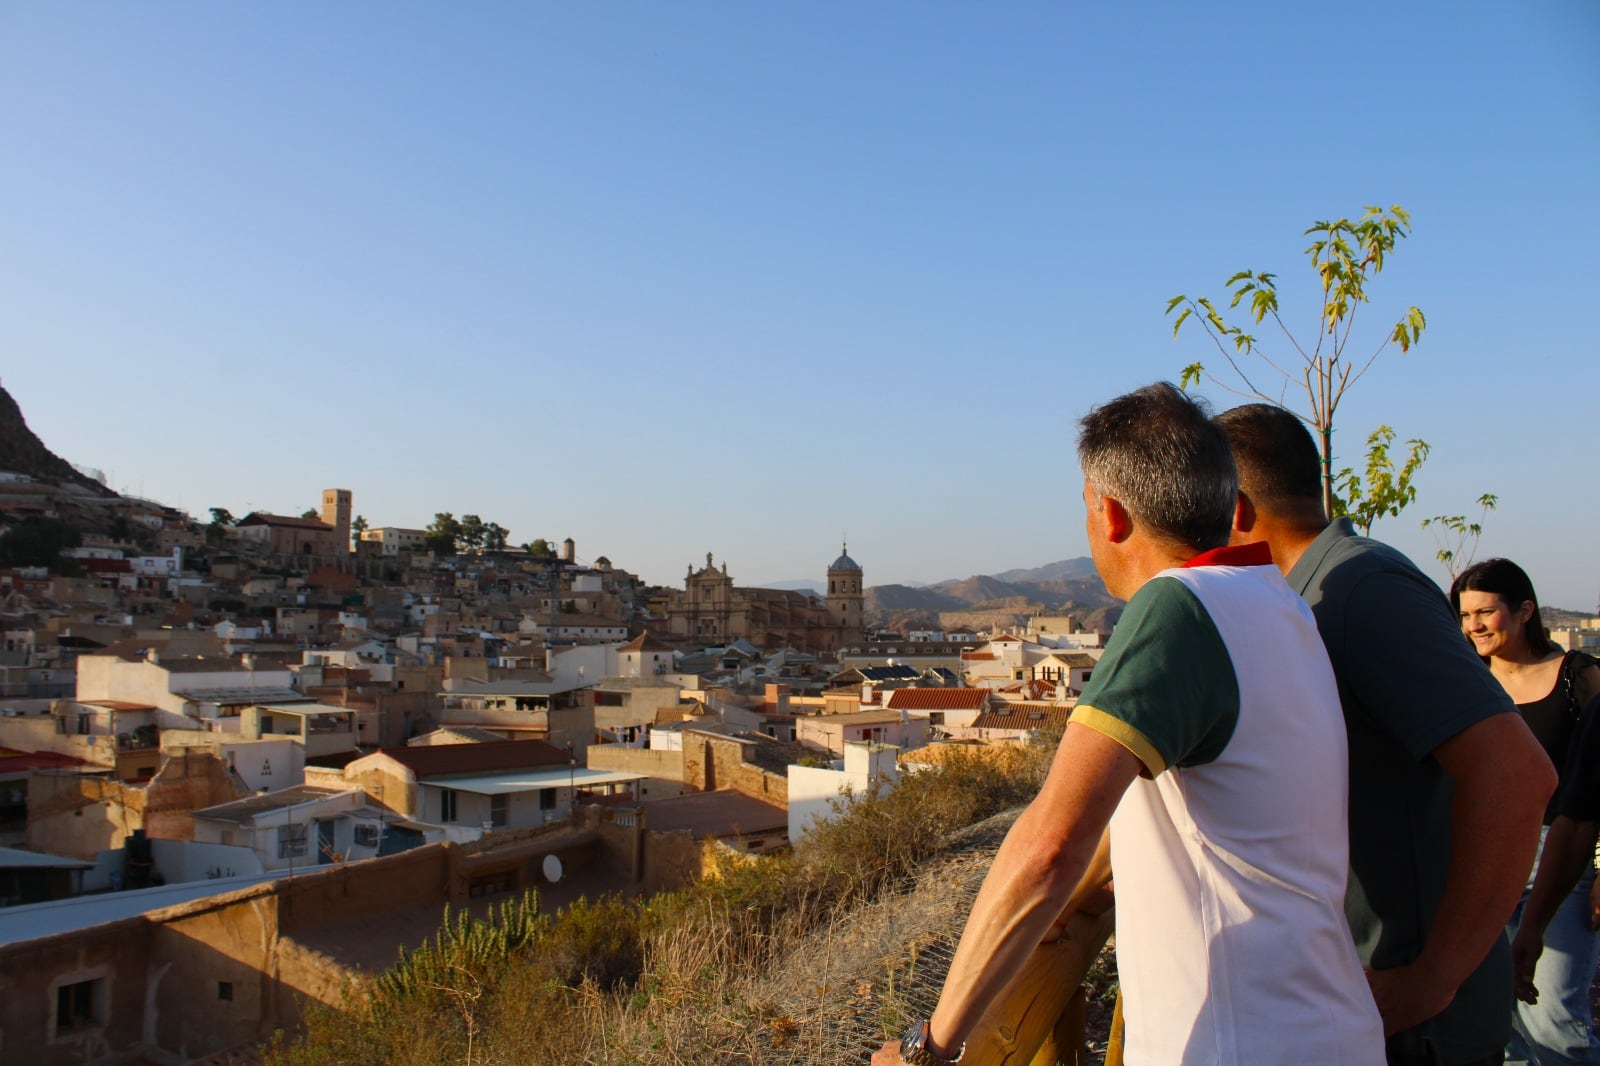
[1103,495,1134,543]
[1232,491,1257,535]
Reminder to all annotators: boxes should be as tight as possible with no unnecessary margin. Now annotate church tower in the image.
[321,488,352,552]
[826,542,864,637]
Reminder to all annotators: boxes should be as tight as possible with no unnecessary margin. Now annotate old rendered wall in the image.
[586,744,688,800]
[0,915,150,1066]
[338,761,416,816]
[148,891,287,1061]
[26,772,149,859]
[276,843,452,938]
[140,749,245,842]
[0,713,113,768]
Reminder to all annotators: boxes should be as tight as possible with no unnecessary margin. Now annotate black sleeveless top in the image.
[1516,651,1586,825]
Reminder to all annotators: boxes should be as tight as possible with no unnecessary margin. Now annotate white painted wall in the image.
[786,741,901,843]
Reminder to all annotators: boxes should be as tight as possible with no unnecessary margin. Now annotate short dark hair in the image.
[1449,558,1555,657]
[1077,382,1236,551]
[1212,404,1324,514]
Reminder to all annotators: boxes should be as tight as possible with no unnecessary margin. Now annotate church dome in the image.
[829,544,861,572]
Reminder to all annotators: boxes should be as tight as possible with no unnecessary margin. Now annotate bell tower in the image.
[826,542,864,637]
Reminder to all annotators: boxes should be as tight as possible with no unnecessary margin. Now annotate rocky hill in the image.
[864,558,1121,634]
[0,383,115,495]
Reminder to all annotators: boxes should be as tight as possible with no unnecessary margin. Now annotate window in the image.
[76,714,92,735]
[277,824,308,860]
[218,981,233,1002]
[539,789,556,811]
[489,794,508,828]
[440,789,458,823]
[353,824,379,848]
[55,978,104,1035]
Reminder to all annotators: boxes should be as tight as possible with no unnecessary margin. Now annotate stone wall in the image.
[681,731,788,805]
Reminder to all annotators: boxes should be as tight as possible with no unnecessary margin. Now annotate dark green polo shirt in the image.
[1288,518,1517,1063]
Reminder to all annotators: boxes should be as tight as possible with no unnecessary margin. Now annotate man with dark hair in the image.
[876,384,1382,1065]
[1216,402,1555,1066]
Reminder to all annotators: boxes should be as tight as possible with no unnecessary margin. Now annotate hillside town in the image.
[0,437,1144,1064]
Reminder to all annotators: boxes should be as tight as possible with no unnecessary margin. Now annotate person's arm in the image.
[1366,711,1555,1034]
[872,724,1140,1064]
[1042,827,1113,943]
[1511,815,1600,1002]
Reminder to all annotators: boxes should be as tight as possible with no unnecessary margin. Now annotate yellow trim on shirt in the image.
[1070,704,1168,776]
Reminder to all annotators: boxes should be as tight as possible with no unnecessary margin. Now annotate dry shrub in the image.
[266,733,1061,1065]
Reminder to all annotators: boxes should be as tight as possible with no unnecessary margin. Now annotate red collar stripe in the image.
[1181,542,1274,569]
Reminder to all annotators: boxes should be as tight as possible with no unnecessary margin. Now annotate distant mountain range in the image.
[860,559,1120,634]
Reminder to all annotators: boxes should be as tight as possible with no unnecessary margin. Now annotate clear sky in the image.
[2,3,1596,606]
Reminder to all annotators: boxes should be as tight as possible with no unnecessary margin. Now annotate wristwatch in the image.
[900,1017,965,1065]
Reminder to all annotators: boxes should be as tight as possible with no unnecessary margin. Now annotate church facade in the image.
[663,547,865,655]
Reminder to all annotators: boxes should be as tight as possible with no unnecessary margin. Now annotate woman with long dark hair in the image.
[1452,558,1600,1065]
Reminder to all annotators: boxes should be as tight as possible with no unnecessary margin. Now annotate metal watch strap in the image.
[901,1017,964,1065]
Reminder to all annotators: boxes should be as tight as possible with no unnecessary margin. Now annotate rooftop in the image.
[193,786,360,826]
[423,766,643,796]
[886,688,988,711]
[370,739,573,778]
[643,789,788,840]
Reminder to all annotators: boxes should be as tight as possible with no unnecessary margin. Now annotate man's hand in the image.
[1366,964,1457,1036]
[872,1040,906,1065]
[1510,923,1544,1004]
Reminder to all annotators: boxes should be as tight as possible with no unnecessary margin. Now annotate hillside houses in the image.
[0,478,1124,1064]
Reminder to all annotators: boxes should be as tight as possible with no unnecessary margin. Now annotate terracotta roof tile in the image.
[971,707,1073,731]
[238,513,336,531]
[885,688,988,711]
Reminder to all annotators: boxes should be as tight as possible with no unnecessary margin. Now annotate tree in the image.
[483,522,509,553]
[351,514,369,546]
[1423,494,1499,580]
[522,538,554,557]
[1332,427,1429,536]
[459,515,485,553]
[425,513,462,556]
[0,517,81,570]
[301,508,319,520]
[1171,205,1426,517]
[209,507,236,527]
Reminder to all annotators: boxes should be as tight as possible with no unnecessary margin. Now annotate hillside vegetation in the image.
[265,739,1059,1065]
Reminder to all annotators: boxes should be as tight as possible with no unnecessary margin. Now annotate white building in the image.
[787,741,901,843]
[359,527,428,556]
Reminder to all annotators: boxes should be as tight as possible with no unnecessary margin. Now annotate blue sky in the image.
[2,3,1596,606]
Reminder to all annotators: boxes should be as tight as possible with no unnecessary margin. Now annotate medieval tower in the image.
[321,488,352,552]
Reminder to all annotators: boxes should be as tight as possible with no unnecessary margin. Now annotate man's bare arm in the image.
[872,724,1140,1062]
[1510,815,1600,1003]
[1367,711,1555,1034]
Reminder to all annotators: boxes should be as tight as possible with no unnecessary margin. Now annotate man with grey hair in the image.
[875,383,1382,1065]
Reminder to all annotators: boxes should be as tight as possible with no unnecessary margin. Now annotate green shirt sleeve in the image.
[1070,575,1240,774]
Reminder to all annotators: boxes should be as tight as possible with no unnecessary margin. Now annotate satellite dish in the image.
[542,854,563,884]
